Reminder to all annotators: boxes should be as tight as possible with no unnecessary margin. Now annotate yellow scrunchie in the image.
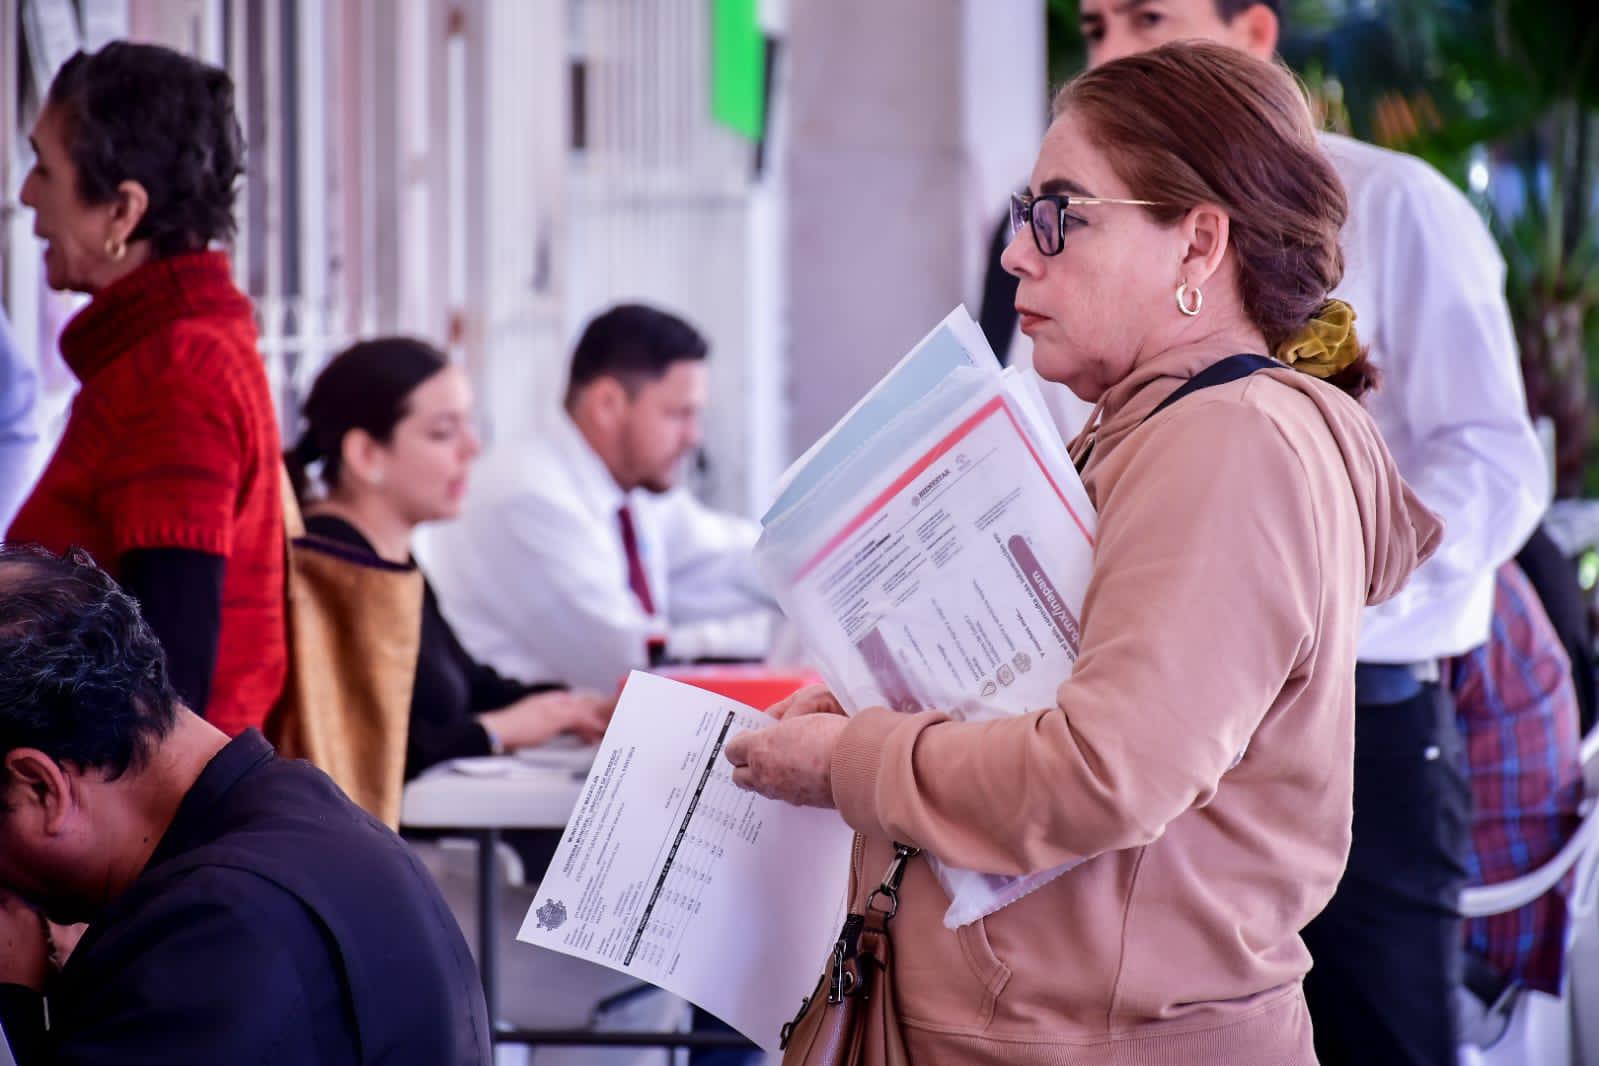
[1277,299,1361,378]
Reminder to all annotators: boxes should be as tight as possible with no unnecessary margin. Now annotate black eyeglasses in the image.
[1010,191,1165,257]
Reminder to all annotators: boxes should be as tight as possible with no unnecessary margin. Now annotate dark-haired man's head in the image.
[564,304,710,494]
[0,547,225,924]
[1079,0,1279,67]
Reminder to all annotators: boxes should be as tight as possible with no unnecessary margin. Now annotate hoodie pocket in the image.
[952,917,1013,1029]
[890,862,1013,1032]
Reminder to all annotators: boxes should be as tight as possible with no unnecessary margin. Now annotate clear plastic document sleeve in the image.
[756,307,1099,927]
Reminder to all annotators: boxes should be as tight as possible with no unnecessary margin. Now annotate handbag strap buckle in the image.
[864,842,920,921]
[827,914,865,1003]
[779,842,922,1052]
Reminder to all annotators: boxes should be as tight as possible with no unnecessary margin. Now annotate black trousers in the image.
[1301,679,1472,1066]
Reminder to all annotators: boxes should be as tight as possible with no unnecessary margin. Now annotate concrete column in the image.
[781,0,1046,462]
[454,0,567,449]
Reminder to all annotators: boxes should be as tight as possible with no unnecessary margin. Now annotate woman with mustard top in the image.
[285,338,611,780]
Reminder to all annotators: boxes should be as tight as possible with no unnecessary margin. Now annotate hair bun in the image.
[1275,299,1361,379]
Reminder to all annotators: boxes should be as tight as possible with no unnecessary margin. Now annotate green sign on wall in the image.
[711,0,766,141]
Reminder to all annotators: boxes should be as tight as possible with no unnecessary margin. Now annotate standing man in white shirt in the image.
[425,303,774,693]
[1068,4,1551,1064]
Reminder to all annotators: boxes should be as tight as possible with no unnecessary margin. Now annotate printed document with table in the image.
[517,671,855,1052]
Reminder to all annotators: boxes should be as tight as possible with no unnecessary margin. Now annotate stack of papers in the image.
[756,306,1099,927]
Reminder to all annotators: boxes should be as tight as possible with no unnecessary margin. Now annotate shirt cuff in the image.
[830,707,905,838]
[114,522,233,558]
[478,720,505,756]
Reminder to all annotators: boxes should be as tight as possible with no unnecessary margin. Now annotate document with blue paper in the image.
[517,671,854,1052]
[765,305,1070,524]
[756,308,1098,928]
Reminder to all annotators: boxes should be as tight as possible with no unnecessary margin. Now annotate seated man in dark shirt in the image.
[0,546,491,1065]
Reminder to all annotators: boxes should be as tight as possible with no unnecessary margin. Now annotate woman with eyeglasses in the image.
[726,42,1442,1064]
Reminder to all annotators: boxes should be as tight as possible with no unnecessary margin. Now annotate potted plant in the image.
[1286,0,1599,496]
[1048,0,1599,492]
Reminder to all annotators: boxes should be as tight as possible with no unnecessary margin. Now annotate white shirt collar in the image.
[548,411,630,520]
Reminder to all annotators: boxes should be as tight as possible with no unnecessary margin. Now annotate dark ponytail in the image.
[285,337,450,504]
[284,432,323,505]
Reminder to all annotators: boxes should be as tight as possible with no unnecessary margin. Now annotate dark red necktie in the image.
[617,503,657,616]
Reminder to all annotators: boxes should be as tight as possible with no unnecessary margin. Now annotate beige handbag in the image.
[779,842,919,1066]
[265,469,424,827]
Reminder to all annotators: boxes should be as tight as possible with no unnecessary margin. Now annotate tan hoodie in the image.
[826,347,1442,1065]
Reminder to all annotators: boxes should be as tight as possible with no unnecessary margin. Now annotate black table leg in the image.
[478,827,501,1026]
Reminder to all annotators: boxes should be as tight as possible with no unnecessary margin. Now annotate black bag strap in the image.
[1143,352,1279,424]
[1076,353,1279,472]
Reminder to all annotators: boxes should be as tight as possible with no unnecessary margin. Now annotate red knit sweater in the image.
[8,251,286,736]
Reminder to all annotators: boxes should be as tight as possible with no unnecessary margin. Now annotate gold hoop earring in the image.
[105,237,127,262]
[1176,282,1203,317]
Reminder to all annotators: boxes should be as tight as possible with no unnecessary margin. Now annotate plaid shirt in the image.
[1449,562,1585,993]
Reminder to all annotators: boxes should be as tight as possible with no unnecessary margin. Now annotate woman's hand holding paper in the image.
[725,711,848,809]
[767,683,847,721]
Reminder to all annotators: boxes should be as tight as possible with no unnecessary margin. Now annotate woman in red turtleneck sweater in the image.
[8,42,284,736]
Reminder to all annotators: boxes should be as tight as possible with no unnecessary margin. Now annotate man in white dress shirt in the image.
[425,304,773,693]
[1065,4,1551,1064]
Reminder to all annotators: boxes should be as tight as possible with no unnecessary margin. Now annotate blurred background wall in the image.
[8,0,1596,510]
[0,0,1047,517]
[783,0,1045,458]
